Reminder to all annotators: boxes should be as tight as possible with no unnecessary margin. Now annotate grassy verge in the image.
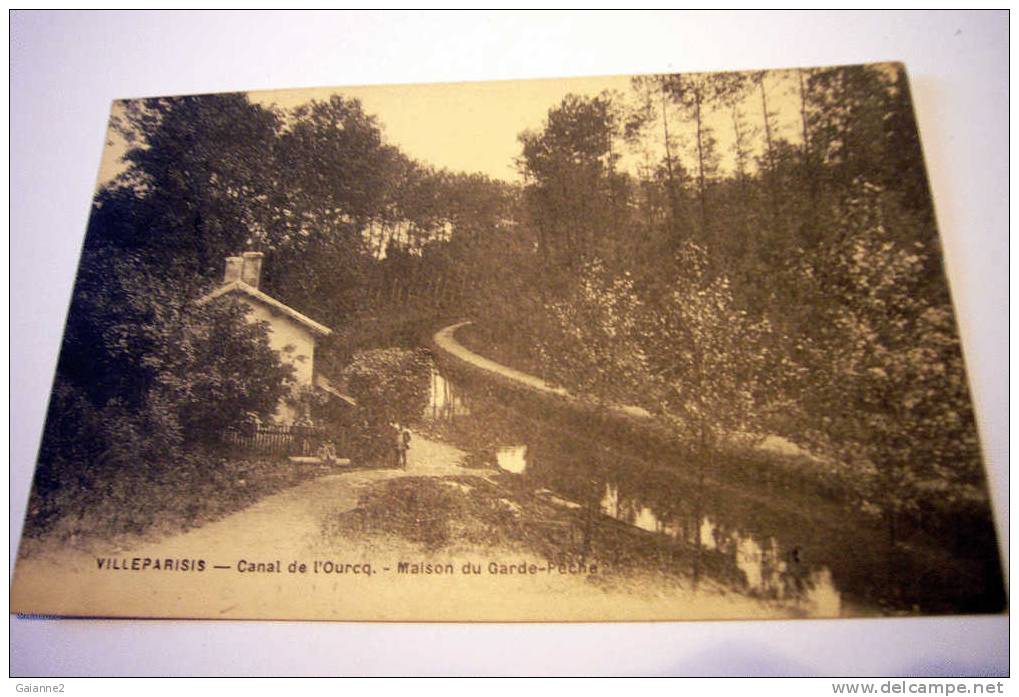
[324,473,751,595]
[18,453,345,557]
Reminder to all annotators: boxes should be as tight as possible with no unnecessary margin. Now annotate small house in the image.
[198,251,335,424]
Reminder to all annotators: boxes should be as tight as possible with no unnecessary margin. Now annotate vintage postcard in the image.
[11,64,1005,621]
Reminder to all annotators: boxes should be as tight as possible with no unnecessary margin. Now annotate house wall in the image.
[237,297,317,423]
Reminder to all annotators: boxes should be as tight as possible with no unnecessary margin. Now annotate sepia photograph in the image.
[10,62,1006,623]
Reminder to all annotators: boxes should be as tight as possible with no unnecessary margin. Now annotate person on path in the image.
[395,428,412,468]
[400,429,412,468]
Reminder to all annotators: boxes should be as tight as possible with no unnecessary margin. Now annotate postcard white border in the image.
[9,10,1008,676]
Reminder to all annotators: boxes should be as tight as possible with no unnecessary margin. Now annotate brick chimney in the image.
[241,251,264,289]
[223,256,243,284]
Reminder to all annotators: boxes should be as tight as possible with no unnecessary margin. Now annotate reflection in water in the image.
[419,361,1001,615]
[736,532,764,588]
[599,482,619,518]
[598,483,841,612]
[807,568,842,616]
[701,518,718,551]
[424,364,842,614]
[496,445,528,474]
[604,483,662,535]
[633,506,661,535]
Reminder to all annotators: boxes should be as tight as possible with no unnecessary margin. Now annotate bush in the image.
[26,245,294,535]
[339,347,431,465]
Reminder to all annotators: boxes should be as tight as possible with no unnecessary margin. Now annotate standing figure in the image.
[394,428,405,468]
[400,429,412,469]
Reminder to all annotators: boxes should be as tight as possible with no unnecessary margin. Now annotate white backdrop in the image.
[9,10,1009,677]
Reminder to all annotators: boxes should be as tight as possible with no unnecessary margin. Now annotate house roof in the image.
[314,373,358,407]
[196,280,333,337]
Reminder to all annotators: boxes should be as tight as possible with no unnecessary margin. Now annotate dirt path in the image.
[11,434,466,618]
[112,431,469,560]
[12,431,799,622]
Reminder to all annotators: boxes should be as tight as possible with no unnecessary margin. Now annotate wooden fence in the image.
[223,424,330,458]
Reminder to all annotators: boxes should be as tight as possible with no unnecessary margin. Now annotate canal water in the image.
[418,362,1004,618]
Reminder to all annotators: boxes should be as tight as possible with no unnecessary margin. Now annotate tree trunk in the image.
[759,76,781,236]
[694,90,708,238]
[660,85,679,245]
[798,68,819,243]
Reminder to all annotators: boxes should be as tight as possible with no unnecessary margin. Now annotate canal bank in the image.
[432,321,850,504]
[424,322,1005,617]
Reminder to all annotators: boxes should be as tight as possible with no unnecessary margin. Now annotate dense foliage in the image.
[31,242,294,533]
[503,65,985,539]
[31,65,991,549]
[340,348,431,463]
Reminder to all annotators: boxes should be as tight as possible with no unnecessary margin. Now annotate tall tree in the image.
[111,93,283,285]
[518,92,628,272]
[787,182,984,542]
[627,75,690,251]
[659,73,735,241]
